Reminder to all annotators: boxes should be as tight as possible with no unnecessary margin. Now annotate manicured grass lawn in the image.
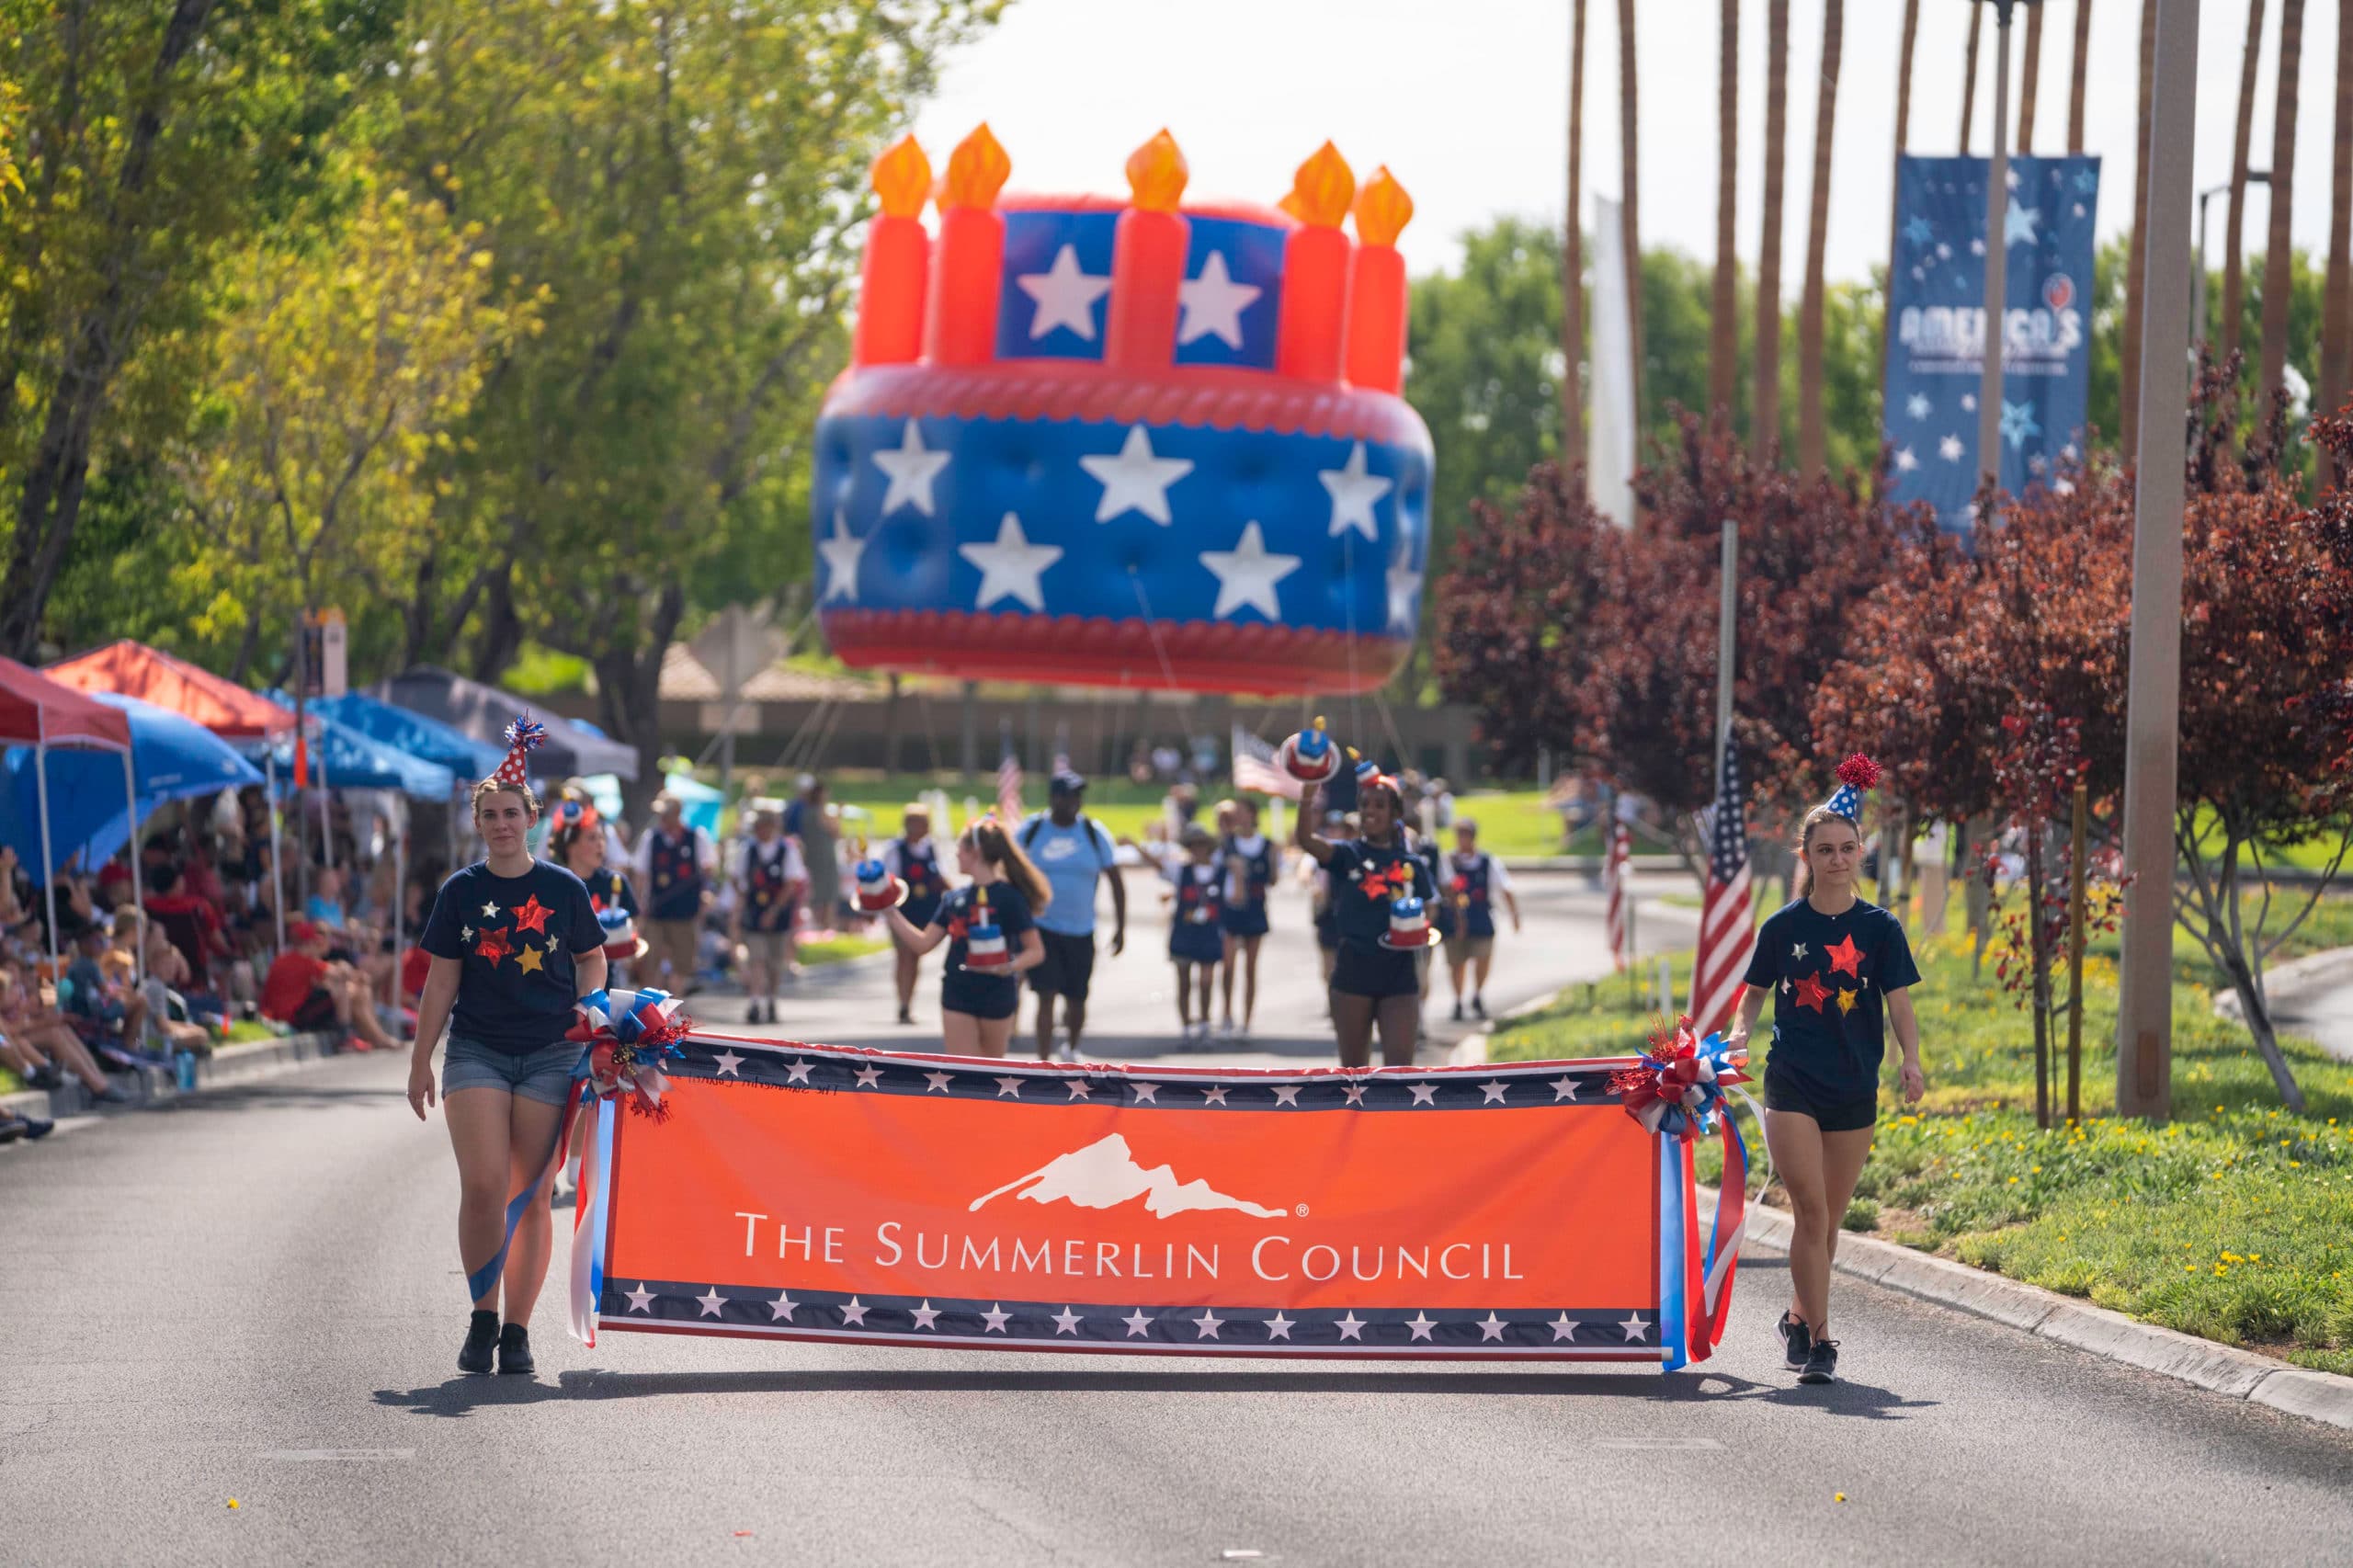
[797,934,890,966]
[1487,890,2353,1376]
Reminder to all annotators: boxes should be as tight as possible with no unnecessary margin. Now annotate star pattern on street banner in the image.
[1883,155,2100,532]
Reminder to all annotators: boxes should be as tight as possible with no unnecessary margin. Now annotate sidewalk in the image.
[2,1028,344,1124]
[2220,943,2353,1063]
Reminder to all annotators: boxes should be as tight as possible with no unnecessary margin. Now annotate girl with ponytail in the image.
[883,817,1051,1057]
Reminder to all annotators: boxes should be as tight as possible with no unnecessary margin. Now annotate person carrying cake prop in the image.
[1291,743,1436,1069]
[729,801,806,1026]
[405,716,610,1378]
[1163,824,1227,1046]
[1724,754,1926,1387]
[1215,797,1279,1041]
[881,817,1049,1058]
[878,802,946,1027]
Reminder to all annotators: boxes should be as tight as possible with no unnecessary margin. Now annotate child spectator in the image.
[259,921,399,1051]
[0,959,128,1101]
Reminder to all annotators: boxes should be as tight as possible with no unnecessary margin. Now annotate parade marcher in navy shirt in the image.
[1439,817,1521,1022]
[1165,824,1225,1045]
[1296,768,1433,1068]
[731,802,807,1026]
[550,818,634,983]
[407,721,608,1379]
[631,795,711,995]
[1727,756,1925,1388]
[882,819,1049,1058]
[881,803,946,1027]
[1215,798,1279,1041]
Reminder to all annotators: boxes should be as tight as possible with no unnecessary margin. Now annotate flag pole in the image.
[1694,517,1737,1021]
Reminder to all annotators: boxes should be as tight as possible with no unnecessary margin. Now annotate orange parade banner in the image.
[568,1033,1747,1367]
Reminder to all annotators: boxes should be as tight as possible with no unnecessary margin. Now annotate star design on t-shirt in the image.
[482,900,500,918]
[473,926,514,965]
[516,944,546,975]
[510,894,552,936]
[461,926,474,943]
[1836,986,1858,1016]
[1824,933,1864,978]
[1790,942,1808,960]
[1792,972,1831,1013]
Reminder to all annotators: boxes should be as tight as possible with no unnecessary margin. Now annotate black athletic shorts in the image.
[1762,1066,1879,1132]
[1329,940,1420,1000]
[1027,928,1097,1002]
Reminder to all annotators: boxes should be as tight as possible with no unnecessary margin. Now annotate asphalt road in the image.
[6,877,2351,1567]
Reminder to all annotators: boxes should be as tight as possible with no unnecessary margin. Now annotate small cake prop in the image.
[853,853,907,912]
[597,906,649,962]
[1378,895,1441,951]
[1280,715,1345,785]
[962,887,1012,971]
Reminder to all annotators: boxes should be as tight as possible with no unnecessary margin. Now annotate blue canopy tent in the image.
[2,693,263,886]
[579,772,724,839]
[302,691,505,780]
[254,696,459,799]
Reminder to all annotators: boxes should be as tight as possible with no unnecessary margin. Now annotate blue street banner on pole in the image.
[1883,155,2100,531]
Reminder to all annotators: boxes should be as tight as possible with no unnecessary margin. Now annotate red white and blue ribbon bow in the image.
[1609,1014,1747,1140]
[566,987,692,1122]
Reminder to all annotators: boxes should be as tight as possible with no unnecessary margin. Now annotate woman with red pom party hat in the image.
[1724,754,1927,1387]
[405,716,610,1378]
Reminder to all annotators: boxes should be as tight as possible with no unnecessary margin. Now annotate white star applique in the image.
[1271,1085,1302,1107]
[1078,425,1193,524]
[1343,1081,1369,1105]
[924,1071,954,1094]
[1480,1081,1509,1104]
[1123,1308,1153,1336]
[1195,1309,1225,1338]
[1199,521,1301,620]
[960,512,1063,612]
[1335,1312,1367,1341]
[712,1050,744,1077]
[873,420,952,517]
[980,1303,1011,1334]
[697,1287,726,1318]
[1478,1313,1508,1342]
[1408,1082,1438,1106]
[1551,1076,1580,1101]
[910,1301,941,1330]
[1176,251,1263,348]
[1791,942,1808,960]
[1406,1312,1437,1341]
[1051,1306,1083,1335]
[482,902,499,918]
[995,1075,1024,1097]
[785,1058,813,1085]
[1265,1312,1296,1340]
[769,1291,797,1322]
[1551,1312,1578,1342]
[1065,1079,1095,1100]
[1130,1081,1159,1104]
[1621,1313,1650,1342]
[1385,562,1423,633]
[1318,440,1393,540]
[817,508,867,604]
[624,1282,655,1313]
[854,1063,883,1088]
[838,1296,870,1326]
[461,926,474,943]
[1016,244,1112,340]
[1199,1085,1229,1106]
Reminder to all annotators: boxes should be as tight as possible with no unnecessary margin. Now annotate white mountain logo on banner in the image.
[970,1133,1290,1220]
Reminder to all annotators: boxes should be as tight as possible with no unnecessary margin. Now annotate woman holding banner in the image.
[406,721,608,1378]
[882,819,1049,1058]
[1295,767,1433,1068]
[1725,757,1925,1387]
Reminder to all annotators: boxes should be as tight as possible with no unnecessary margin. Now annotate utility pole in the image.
[1977,0,2026,498]
[2116,0,2203,1121]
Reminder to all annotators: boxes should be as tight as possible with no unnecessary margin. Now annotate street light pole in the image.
[2115,0,2204,1122]
[2191,172,2267,353]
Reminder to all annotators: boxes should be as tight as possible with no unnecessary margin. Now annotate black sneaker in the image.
[1798,1337,1840,1384]
[1472,995,1487,1020]
[457,1309,499,1374]
[497,1323,535,1376]
[0,1117,22,1144]
[896,1006,913,1026]
[1450,1000,1463,1022]
[16,1113,52,1140]
[1778,1311,1812,1369]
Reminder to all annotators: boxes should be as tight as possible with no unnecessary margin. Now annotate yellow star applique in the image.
[515,945,546,975]
[1836,987,1858,1016]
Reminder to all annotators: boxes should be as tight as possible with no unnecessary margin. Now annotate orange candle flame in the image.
[1124,129,1190,213]
[938,123,1011,210]
[870,135,933,220]
[1281,142,1356,229]
[1352,165,1415,247]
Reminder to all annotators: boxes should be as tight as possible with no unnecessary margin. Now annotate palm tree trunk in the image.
[1889,0,1920,409]
[2322,0,2353,426]
[1563,0,1588,474]
[1798,0,1843,475]
[2017,0,2044,153]
[1616,0,1644,444]
[1960,5,1983,153]
[2261,0,2307,426]
[2068,0,2094,153]
[1756,0,1790,461]
[2222,0,2268,367]
[2122,0,2156,457]
[1708,0,1740,426]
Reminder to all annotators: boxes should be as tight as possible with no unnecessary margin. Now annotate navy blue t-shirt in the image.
[422,859,606,1054]
[1325,836,1433,951]
[932,881,1036,1016]
[1741,898,1921,1099]
[579,863,638,918]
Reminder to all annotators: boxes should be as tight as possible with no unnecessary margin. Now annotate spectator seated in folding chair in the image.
[259,921,400,1052]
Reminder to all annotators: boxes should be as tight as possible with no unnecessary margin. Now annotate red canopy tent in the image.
[45,640,294,739]
[0,657,138,977]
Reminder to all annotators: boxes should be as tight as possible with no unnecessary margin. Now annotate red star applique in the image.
[473,926,514,965]
[1824,933,1864,978]
[1792,972,1831,1013]
[589,892,606,914]
[510,894,552,936]
[948,916,970,940]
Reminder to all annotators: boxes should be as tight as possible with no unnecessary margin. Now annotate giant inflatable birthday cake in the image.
[811,128,1435,695]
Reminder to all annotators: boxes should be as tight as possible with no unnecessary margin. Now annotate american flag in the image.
[1688,736,1756,1037]
[1605,821,1631,972]
[996,744,1024,826]
[1231,723,1302,800]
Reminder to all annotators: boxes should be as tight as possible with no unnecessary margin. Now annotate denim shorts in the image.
[442,1036,580,1107]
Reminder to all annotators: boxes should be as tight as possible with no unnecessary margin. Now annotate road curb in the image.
[1711,1188,2353,1433]
[2,1028,344,1123]
[2212,942,2353,1023]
